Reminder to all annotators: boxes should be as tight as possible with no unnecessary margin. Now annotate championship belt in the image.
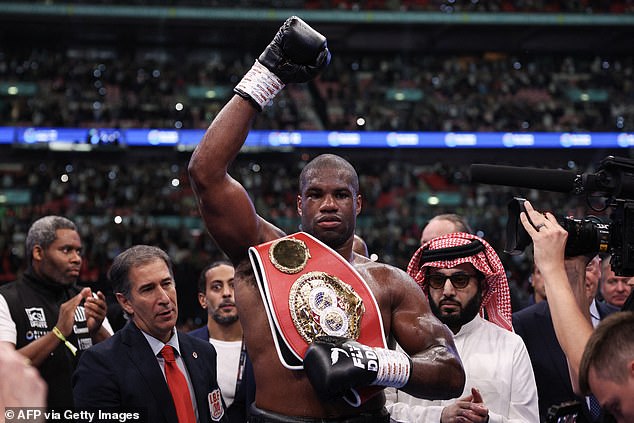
[248,232,387,371]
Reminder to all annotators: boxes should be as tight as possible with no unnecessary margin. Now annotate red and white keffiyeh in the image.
[407,232,513,332]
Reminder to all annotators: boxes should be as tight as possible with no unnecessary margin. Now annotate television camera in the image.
[470,155,634,276]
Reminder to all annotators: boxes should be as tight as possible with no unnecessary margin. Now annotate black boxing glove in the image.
[303,336,411,402]
[234,15,331,111]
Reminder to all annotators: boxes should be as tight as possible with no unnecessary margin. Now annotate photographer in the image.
[513,253,603,422]
[519,201,628,423]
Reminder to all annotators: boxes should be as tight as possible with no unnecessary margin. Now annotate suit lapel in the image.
[121,322,178,423]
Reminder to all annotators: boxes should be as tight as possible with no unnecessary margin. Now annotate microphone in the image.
[469,164,583,193]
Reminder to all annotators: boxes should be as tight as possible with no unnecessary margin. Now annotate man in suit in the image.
[597,255,633,312]
[514,254,608,422]
[73,245,227,423]
[513,294,586,421]
[190,260,253,422]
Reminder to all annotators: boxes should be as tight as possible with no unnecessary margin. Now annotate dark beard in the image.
[211,312,239,325]
[428,290,482,333]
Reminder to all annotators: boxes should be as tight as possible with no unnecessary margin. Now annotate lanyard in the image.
[234,339,247,398]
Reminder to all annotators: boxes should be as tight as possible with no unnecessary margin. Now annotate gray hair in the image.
[108,245,173,299]
[26,216,78,266]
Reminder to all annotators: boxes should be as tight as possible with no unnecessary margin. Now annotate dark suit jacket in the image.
[188,326,255,423]
[515,299,621,423]
[73,321,228,423]
[513,301,592,422]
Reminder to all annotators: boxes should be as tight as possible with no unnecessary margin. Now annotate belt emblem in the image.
[288,271,365,342]
[269,237,311,274]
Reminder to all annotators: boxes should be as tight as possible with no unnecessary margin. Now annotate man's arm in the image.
[72,347,121,409]
[188,16,330,262]
[390,271,466,400]
[520,201,594,394]
[13,289,89,367]
[188,98,263,262]
[304,267,465,402]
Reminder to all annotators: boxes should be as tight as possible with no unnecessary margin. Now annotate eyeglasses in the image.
[426,273,476,290]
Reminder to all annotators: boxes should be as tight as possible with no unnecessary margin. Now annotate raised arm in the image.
[188,16,330,262]
[520,200,594,394]
[188,97,264,262]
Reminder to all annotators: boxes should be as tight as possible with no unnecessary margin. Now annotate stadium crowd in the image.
[1,8,633,422]
[1,49,632,133]
[0,152,602,325]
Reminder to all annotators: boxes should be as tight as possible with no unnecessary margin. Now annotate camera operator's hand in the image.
[519,200,568,275]
[519,200,594,395]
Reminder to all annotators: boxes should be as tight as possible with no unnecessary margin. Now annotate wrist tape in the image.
[372,348,411,388]
[234,60,285,110]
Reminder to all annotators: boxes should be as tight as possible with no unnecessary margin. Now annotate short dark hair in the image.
[299,154,359,194]
[108,245,173,299]
[197,260,234,294]
[579,311,634,395]
[26,216,78,266]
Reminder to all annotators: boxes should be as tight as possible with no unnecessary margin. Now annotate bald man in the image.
[420,214,472,245]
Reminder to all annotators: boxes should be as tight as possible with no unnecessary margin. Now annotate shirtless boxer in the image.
[188,16,465,422]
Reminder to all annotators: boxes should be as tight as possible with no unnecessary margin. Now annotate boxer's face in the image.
[297,168,361,249]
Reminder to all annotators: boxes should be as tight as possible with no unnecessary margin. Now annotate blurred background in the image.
[1,0,633,328]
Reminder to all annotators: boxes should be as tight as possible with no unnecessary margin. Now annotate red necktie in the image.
[160,345,197,423]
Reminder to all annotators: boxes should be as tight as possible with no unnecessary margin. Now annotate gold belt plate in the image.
[288,271,365,343]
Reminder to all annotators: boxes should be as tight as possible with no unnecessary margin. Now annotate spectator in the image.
[420,213,472,245]
[0,216,111,410]
[389,232,538,423]
[189,261,253,423]
[519,201,619,421]
[513,254,603,422]
[73,245,228,422]
[598,255,633,311]
[527,263,547,305]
